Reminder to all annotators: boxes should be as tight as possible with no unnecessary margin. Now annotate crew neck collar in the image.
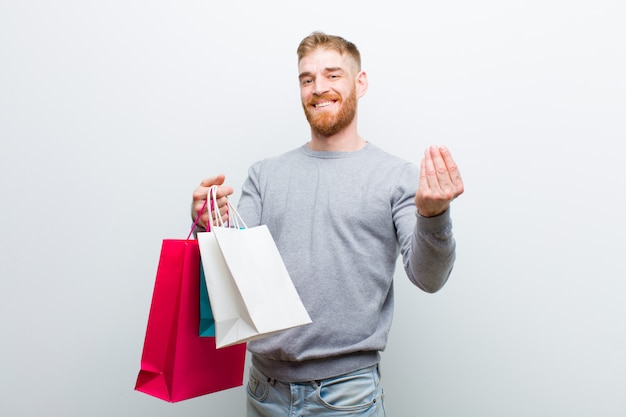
[300,142,371,159]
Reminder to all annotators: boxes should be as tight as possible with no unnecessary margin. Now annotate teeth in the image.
[315,101,333,108]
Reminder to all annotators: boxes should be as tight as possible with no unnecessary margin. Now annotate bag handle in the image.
[186,187,218,239]
[187,198,209,240]
[207,185,248,230]
[187,186,247,239]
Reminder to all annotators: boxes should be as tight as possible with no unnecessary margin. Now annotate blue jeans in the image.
[246,364,386,417]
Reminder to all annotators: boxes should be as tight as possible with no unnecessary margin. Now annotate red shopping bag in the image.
[135,238,246,402]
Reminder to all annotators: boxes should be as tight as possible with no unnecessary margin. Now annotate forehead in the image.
[298,47,352,74]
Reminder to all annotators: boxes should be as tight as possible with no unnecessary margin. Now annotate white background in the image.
[1,1,625,416]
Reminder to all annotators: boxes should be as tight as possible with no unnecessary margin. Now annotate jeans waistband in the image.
[251,362,380,388]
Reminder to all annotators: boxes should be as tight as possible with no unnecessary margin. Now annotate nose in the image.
[313,78,329,95]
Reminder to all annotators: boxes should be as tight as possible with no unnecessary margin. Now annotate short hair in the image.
[297,31,361,72]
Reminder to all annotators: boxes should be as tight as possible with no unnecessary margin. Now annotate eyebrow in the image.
[298,67,346,80]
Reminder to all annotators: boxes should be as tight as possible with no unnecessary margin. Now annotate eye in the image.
[301,78,313,86]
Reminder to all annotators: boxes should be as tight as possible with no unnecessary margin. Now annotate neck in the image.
[307,124,366,152]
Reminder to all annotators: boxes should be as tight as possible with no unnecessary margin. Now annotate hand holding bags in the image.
[135,199,246,402]
[197,186,312,348]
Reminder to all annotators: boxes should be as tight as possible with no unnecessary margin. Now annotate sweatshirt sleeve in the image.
[236,161,264,227]
[393,163,456,293]
[405,209,456,293]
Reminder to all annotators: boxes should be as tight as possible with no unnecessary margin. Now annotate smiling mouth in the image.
[313,100,336,108]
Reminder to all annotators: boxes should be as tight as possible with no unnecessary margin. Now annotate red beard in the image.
[302,87,357,137]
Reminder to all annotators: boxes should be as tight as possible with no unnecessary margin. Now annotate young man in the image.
[191,31,464,417]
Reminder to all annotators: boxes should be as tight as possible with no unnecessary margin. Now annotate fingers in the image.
[419,157,429,192]
[194,175,234,201]
[423,145,463,196]
[416,145,464,217]
[200,174,225,188]
[196,174,234,199]
[421,146,449,196]
[191,174,234,228]
[193,194,231,229]
[422,146,438,189]
[439,146,463,190]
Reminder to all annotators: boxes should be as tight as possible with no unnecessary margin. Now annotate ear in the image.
[356,70,368,98]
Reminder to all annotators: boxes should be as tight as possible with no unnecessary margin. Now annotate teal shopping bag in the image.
[199,263,215,337]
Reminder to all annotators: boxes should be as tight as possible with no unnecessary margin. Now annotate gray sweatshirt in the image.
[236,143,456,382]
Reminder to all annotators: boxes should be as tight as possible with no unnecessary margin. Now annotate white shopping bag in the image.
[197,187,312,348]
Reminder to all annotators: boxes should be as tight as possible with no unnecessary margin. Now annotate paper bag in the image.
[197,189,312,348]
[199,263,215,337]
[135,237,246,402]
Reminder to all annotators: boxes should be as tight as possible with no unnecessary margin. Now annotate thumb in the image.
[200,173,225,187]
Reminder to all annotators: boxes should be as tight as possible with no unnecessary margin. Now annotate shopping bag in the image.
[197,186,312,348]
[199,263,215,337]
[135,202,246,402]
